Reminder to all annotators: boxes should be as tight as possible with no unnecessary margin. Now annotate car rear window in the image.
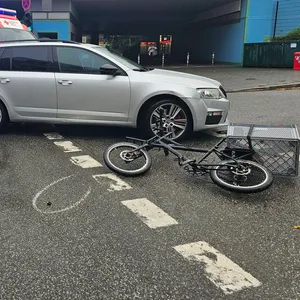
[12,46,53,72]
[0,47,11,70]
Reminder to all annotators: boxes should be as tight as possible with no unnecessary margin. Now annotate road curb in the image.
[227,83,300,93]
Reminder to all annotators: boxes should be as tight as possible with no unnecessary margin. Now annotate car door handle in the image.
[58,80,73,86]
[0,79,10,84]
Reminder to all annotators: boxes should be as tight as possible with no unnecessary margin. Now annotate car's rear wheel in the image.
[143,99,192,141]
[0,102,9,132]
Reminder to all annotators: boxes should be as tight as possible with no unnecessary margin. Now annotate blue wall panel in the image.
[245,0,299,42]
[32,20,70,40]
[191,20,246,64]
[190,0,248,64]
[245,0,277,42]
[275,0,300,36]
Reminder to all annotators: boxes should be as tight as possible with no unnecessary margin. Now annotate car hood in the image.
[138,68,221,88]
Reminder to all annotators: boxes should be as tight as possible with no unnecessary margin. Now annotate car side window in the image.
[0,48,12,71]
[12,46,53,72]
[56,47,115,74]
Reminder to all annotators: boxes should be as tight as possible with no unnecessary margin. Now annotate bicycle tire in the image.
[103,142,152,176]
[210,159,273,193]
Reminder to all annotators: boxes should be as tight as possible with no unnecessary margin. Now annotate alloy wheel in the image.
[150,103,188,139]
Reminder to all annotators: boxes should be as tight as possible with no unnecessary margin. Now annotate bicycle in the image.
[103,110,274,193]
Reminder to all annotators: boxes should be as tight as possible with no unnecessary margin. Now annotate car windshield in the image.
[0,28,36,41]
[91,46,152,71]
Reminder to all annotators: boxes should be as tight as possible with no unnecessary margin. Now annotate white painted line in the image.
[44,132,64,140]
[54,141,82,153]
[92,174,132,192]
[121,198,178,229]
[70,155,102,168]
[173,241,262,295]
[32,175,92,214]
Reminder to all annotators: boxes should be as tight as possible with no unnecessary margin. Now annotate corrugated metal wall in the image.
[243,41,300,67]
[275,0,300,37]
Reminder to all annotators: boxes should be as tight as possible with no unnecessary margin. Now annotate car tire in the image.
[142,99,192,141]
[0,102,9,132]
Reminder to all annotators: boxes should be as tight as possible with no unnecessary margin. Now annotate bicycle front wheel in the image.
[103,142,152,176]
[210,160,273,193]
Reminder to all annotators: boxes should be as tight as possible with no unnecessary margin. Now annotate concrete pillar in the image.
[42,0,52,11]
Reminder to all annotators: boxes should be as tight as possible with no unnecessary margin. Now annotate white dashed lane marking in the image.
[93,174,132,192]
[173,241,262,295]
[54,141,82,153]
[70,155,103,168]
[44,132,64,140]
[121,198,179,229]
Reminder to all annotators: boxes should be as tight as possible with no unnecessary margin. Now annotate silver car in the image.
[0,40,229,140]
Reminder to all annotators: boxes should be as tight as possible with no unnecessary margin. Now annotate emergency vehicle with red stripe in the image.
[0,8,36,42]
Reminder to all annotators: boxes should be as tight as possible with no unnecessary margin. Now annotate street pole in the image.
[162,53,165,67]
[273,1,279,39]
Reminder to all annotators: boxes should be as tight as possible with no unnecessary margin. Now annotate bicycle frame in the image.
[125,132,255,172]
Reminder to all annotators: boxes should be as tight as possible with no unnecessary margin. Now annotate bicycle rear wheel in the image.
[210,159,273,193]
[103,142,152,176]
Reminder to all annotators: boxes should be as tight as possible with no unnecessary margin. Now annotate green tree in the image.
[272,27,300,41]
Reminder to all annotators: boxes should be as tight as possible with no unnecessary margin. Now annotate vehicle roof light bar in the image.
[0,8,17,17]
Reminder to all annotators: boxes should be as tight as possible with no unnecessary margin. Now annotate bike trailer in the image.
[226,123,300,176]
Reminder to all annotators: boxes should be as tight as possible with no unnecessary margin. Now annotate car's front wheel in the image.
[143,99,192,141]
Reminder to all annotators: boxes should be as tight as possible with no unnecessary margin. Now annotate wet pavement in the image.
[0,90,300,299]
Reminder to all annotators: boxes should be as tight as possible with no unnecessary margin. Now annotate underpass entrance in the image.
[6,0,248,66]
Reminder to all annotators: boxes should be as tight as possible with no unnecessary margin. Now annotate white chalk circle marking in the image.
[32,175,92,214]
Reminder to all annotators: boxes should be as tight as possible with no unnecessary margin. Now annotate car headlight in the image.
[197,88,223,100]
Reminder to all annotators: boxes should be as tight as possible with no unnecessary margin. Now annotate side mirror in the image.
[100,64,119,76]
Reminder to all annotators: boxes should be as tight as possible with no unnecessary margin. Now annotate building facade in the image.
[20,0,300,64]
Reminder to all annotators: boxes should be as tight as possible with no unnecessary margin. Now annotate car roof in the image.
[0,39,79,47]
[0,39,132,71]
[0,39,109,49]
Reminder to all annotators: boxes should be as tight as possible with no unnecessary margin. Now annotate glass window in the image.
[0,48,12,71]
[56,47,114,74]
[0,28,36,42]
[38,32,58,39]
[12,46,53,72]
[92,46,143,70]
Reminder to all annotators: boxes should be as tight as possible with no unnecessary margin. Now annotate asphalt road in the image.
[1,90,300,300]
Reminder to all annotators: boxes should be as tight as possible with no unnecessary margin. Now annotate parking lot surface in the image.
[1,90,300,300]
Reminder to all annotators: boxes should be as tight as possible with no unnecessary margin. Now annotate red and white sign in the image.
[22,0,31,11]
[0,18,23,29]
